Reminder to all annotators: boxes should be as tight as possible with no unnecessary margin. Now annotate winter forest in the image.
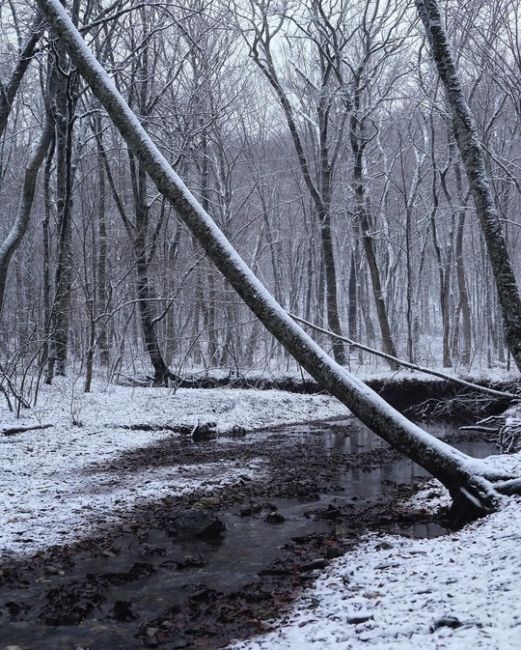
[2,0,521,648]
[3,0,521,384]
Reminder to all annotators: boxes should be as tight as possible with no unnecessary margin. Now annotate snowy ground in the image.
[3,378,521,648]
[228,476,521,650]
[0,378,347,556]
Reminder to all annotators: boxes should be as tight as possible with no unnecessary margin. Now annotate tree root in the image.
[462,411,521,454]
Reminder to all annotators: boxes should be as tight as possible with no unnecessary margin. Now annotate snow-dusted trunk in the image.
[0,15,43,141]
[455,207,472,365]
[36,0,514,516]
[94,115,110,367]
[416,0,521,373]
[132,159,171,386]
[350,106,398,369]
[0,118,52,316]
[135,249,170,386]
[41,119,56,369]
[46,33,76,380]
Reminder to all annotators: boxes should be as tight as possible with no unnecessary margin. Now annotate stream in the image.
[0,419,496,649]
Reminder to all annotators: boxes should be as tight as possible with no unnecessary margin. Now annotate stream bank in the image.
[158,370,517,419]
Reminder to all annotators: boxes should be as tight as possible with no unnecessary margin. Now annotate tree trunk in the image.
[454,198,472,365]
[94,115,110,366]
[350,107,398,369]
[47,33,76,380]
[136,252,170,385]
[0,15,43,141]
[348,252,358,342]
[199,122,218,365]
[39,0,521,517]
[428,162,452,368]
[416,0,521,372]
[41,128,56,368]
[132,157,171,386]
[0,117,52,316]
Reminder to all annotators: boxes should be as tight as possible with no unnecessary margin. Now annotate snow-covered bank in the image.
[175,362,519,390]
[1,377,348,433]
[0,380,347,556]
[228,476,521,650]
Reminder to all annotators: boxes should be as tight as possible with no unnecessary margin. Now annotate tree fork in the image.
[36,0,519,517]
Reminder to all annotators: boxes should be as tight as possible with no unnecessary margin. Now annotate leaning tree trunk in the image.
[416,0,521,373]
[37,0,521,517]
[0,15,43,141]
[0,116,52,316]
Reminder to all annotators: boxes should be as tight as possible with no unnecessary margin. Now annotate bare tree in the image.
[1,0,519,384]
[45,24,78,380]
[416,0,521,372]
[240,0,347,364]
[0,12,44,141]
[0,110,52,315]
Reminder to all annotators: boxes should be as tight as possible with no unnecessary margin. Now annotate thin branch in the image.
[289,313,519,401]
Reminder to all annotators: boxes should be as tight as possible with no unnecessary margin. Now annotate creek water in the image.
[0,419,496,649]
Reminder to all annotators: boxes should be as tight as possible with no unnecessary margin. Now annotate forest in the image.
[2,0,521,386]
[1,0,521,648]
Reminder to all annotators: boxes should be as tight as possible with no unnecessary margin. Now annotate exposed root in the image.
[498,420,521,454]
[446,463,521,523]
[407,393,501,420]
[462,409,521,454]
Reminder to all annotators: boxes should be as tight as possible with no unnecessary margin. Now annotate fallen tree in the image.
[35,0,521,518]
[1,423,53,437]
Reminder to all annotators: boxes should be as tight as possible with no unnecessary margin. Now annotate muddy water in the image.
[0,420,495,649]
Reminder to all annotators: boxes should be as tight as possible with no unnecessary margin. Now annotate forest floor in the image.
[0,375,520,648]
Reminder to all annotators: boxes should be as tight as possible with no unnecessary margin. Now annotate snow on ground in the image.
[228,469,521,650]
[0,378,346,557]
[1,376,347,433]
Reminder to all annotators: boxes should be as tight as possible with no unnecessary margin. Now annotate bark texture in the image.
[46,28,77,380]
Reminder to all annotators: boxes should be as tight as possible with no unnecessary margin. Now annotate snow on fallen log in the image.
[1,423,53,437]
